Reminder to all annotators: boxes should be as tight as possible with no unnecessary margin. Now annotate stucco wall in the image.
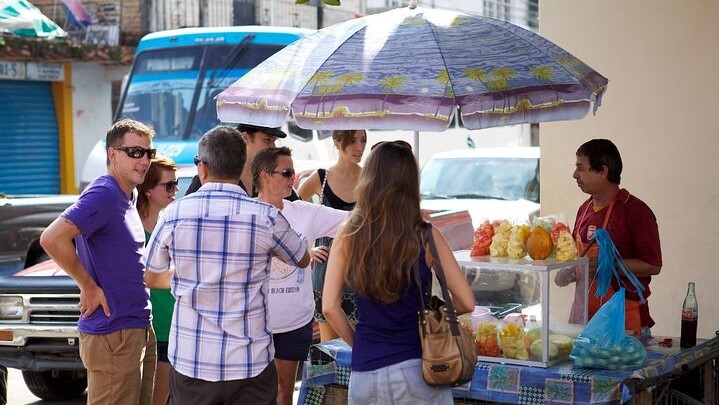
[539,1,719,338]
[71,63,128,189]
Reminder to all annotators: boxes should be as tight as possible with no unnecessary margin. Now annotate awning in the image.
[0,0,66,38]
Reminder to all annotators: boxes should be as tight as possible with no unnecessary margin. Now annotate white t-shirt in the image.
[269,199,348,333]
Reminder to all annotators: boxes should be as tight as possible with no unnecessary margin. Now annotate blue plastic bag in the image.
[594,228,645,303]
[570,288,646,370]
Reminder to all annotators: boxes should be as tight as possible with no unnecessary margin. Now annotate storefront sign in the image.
[0,61,64,82]
[26,63,64,81]
[0,61,25,80]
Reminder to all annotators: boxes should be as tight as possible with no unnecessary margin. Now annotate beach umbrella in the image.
[0,0,66,38]
[217,0,607,148]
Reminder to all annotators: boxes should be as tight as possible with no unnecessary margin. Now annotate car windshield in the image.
[177,175,194,197]
[420,156,539,203]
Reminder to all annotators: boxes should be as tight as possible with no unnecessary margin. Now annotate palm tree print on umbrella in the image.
[436,69,453,117]
[305,70,334,116]
[531,65,561,108]
[316,83,344,117]
[487,67,516,92]
[264,67,300,90]
[330,73,365,115]
[379,75,407,115]
[530,66,553,81]
[463,67,489,87]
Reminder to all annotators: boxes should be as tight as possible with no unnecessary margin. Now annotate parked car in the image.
[2,247,323,401]
[420,147,540,228]
[419,147,541,304]
[0,262,84,401]
[176,166,199,197]
[0,194,77,276]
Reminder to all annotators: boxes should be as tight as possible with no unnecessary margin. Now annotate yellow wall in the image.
[540,1,719,338]
[51,63,76,194]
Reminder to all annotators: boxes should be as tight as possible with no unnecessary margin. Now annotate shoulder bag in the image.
[415,222,476,387]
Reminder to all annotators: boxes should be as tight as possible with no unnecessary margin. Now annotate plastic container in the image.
[470,306,491,329]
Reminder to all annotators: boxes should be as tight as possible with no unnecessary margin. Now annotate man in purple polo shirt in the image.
[40,119,157,405]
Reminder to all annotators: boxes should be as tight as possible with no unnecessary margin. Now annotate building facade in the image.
[540,0,719,339]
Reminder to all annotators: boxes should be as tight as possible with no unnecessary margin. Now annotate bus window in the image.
[190,44,286,138]
[118,47,201,139]
[192,88,223,138]
[83,27,316,191]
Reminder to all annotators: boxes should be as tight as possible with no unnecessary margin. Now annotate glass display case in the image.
[453,250,588,367]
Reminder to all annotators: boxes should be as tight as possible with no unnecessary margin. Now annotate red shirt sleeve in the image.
[625,196,662,267]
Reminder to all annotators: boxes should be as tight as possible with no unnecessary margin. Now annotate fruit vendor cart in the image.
[298,334,719,405]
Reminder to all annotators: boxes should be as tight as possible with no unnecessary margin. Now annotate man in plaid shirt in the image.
[143,126,310,404]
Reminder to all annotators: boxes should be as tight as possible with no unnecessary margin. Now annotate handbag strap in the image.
[413,227,427,310]
[415,222,462,337]
[319,168,328,203]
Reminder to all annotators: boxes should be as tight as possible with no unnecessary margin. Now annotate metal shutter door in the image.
[0,80,60,194]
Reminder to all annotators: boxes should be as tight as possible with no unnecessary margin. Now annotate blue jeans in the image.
[348,358,453,405]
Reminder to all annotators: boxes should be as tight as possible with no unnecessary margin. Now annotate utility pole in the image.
[316,0,323,28]
[199,0,206,26]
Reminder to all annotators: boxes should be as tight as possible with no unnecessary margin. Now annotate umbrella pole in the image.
[414,130,419,159]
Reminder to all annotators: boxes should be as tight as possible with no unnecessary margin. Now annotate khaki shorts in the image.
[79,327,157,405]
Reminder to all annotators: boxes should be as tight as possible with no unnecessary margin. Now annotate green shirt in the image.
[146,230,175,342]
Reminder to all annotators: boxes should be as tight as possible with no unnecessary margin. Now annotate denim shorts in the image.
[273,321,313,361]
[348,358,452,405]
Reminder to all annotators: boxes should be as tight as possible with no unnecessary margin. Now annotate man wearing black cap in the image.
[185,124,300,200]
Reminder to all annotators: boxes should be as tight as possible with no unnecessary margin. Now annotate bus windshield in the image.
[117,42,286,140]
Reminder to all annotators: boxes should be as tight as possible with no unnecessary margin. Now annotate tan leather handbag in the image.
[416,223,476,387]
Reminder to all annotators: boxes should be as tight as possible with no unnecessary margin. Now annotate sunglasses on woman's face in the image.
[112,146,157,159]
[269,169,296,179]
[370,140,412,152]
[159,179,179,193]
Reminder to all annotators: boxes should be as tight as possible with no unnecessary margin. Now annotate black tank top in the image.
[318,168,355,210]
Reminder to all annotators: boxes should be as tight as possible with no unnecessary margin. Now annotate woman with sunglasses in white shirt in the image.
[136,155,178,405]
[254,147,348,405]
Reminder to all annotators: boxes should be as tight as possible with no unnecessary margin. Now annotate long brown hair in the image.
[343,142,423,304]
[136,155,177,219]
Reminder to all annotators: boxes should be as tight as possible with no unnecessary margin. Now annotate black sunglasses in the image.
[270,169,296,179]
[193,156,204,166]
[159,179,179,193]
[113,146,157,159]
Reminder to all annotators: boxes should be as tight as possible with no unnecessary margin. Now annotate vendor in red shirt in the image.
[556,139,662,337]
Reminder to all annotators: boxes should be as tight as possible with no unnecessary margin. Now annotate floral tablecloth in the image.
[299,336,719,405]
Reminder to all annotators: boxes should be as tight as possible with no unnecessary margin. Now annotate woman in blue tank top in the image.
[322,141,475,405]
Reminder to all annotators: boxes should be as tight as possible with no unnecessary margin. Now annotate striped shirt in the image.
[142,182,307,381]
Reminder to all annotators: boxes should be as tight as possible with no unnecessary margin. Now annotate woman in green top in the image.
[136,155,178,405]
